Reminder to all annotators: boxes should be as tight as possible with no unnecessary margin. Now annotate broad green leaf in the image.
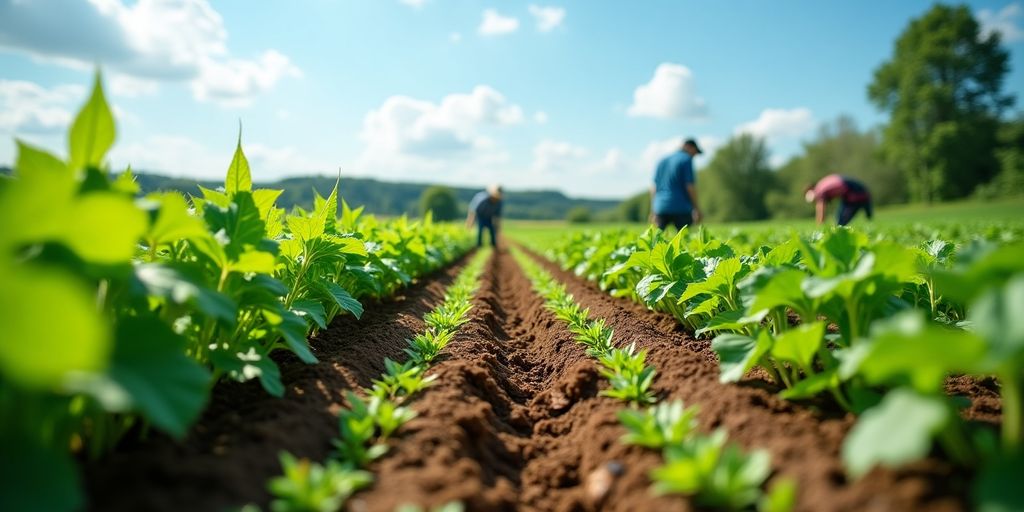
[68,71,115,171]
[322,282,364,319]
[292,299,328,329]
[778,369,840,400]
[711,331,771,383]
[209,345,284,397]
[856,311,985,393]
[0,265,110,388]
[134,264,236,325]
[252,188,283,220]
[0,437,82,512]
[696,308,764,337]
[264,307,317,364]
[758,477,797,512]
[973,449,1024,512]
[15,139,70,181]
[968,275,1024,368]
[145,192,207,248]
[842,389,952,478]
[225,132,252,194]
[112,167,140,194]
[109,316,210,438]
[743,268,810,317]
[64,193,147,264]
[229,249,276,274]
[770,322,825,369]
[198,185,231,208]
[204,191,267,258]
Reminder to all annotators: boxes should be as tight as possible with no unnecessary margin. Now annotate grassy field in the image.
[504,196,1024,245]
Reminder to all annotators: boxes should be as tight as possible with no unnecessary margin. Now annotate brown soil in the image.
[83,257,471,512]
[83,247,999,512]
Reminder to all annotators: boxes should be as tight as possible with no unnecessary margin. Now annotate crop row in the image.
[512,248,792,510]
[537,225,1024,510]
[0,74,474,511]
[264,249,489,512]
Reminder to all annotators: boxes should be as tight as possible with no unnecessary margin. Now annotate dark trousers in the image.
[654,212,692,230]
[477,218,497,247]
[837,200,873,226]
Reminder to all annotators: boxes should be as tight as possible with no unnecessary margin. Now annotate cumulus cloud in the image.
[0,80,83,133]
[531,139,588,173]
[108,134,331,180]
[627,63,708,120]
[977,3,1023,42]
[357,85,524,176]
[0,0,300,106]
[735,108,815,143]
[479,9,520,36]
[528,5,566,32]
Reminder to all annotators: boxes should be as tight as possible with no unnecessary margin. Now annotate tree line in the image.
[602,3,1022,224]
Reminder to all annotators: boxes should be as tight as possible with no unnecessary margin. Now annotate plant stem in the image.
[1001,370,1023,451]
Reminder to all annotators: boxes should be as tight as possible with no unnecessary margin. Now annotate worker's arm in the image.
[815,199,826,224]
[687,184,702,224]
[465,210,475,228]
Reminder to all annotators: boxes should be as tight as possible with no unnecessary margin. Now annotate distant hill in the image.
[0,165,619,219]
[130,172,619,220]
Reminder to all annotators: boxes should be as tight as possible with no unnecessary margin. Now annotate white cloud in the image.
[533,111,549,124]
[109,74,159,98]
[479,9,520,36]
[449,32,463,44]
[0,0,300,107]
[627,63,708,120]
[735,108,815,143]
[357,85,524,177]
[978,3,1023,42]
[531,139,588,173]
[108,135,330,180]
[0,80,83,133]
[399,0,428,8]
[528,5,566,32]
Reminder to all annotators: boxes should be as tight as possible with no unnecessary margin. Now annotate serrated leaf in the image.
[322,282,364,319]
[292,299,328,329]
[109,316,210,438]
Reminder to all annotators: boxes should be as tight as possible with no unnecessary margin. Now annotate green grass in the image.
[504,196,1024,245]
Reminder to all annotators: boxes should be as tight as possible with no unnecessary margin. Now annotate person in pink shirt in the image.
[804,174,873,226]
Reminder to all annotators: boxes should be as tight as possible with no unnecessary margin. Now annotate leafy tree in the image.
[616,191,651,223]
[701,134,775,222]
[976,114,1024,198]
[768,116,905,219]
[566,206,592,223]
[868,3,1014,202]
[418,186,459,221]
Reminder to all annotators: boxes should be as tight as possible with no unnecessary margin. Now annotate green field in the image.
[505,196,1024,246]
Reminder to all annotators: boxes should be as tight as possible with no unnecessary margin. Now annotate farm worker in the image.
[466,184,503,248]
[650,138,703,230]
[805,174,873,226]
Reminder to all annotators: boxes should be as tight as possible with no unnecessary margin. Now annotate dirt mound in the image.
[83,258,469,512]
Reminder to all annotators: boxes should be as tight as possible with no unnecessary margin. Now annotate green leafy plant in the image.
[598,343,657,405]
[618,400,700,449]
[268,452,372,512]
[370,359,437,401]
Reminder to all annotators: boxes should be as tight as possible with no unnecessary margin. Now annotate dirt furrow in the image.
[352,249,684,512]
[521,246,978,512]
[84,257,471,512]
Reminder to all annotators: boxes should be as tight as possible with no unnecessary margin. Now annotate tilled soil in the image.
[83,258,470,512]
[83,247,999,512]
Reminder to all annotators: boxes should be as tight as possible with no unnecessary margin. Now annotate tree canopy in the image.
[419,185,459,221]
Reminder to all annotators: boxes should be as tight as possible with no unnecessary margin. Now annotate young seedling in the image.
[370,358,437,401]
[404,328,457,364]
[267,452,372,512]
[598,343,657,405]
[618,400,700,449]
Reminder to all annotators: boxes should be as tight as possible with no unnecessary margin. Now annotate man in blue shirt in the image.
[650,138,703,230]
[465,184,503,247]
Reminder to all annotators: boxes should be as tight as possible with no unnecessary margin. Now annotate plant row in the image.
[511,248,788,510]
[0,73,474,511]
[537,225,1024,509]
[265,249,490,512]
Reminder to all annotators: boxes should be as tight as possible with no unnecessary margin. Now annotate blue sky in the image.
[1,0,1022,198]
